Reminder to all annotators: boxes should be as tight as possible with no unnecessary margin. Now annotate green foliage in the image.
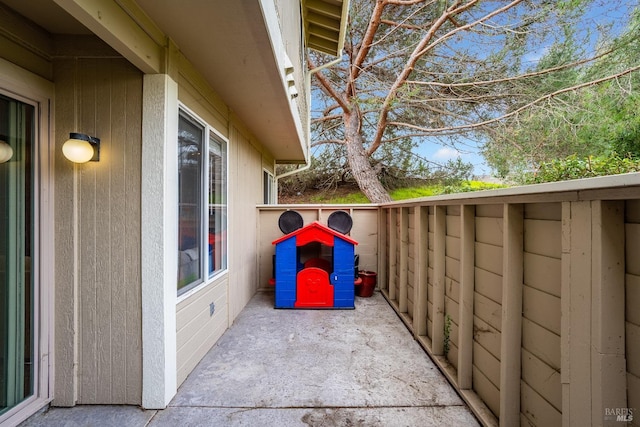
[483,6,640,181]
[300,180,506,204]
[444,314,452,357]
[524,153,640,184]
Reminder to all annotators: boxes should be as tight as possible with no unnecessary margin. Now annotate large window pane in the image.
[208,136,226,276]
[178,113,203,292]
[0,94,35,415]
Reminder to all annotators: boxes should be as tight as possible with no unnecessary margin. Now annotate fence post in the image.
[378,208,388,293]
[414,206,429,337]
[590,200,626,424]
[561,201,592,426]
[499,203,524,426]
[432,205,446,355]
[458,204,475,390]
[399,207,409,313]
[388,208,398,301]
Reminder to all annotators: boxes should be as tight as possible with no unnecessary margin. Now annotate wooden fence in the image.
[258,173,640,426]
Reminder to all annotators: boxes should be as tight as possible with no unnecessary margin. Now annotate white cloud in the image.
[433,147,460,160]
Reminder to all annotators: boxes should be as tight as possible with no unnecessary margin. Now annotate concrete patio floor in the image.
[21,291,479,426]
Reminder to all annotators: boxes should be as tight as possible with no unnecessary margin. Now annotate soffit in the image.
[1,0,91,34]
[303,0,347,56]
[136,0,306,162]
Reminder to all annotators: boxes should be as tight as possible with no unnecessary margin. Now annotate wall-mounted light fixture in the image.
[0,140,12,163]
[62,133,100,163]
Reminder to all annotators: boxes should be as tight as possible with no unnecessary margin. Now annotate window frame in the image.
[177,104,228,298]
[263,169,274,204]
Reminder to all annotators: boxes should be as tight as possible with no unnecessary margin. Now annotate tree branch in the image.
[406,48,617,89]
[368,0,488,155]
[311,139,346,147]
[309,58,351,112]
[390,64,640,134]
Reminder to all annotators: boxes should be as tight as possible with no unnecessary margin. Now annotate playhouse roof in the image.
[272,221,358,247]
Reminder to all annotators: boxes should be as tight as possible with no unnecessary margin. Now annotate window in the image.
[0,93,35,417]
[263,170,274,204]
[178,109,227,294]
[208,136,227,276]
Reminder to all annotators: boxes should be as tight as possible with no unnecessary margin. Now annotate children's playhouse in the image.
[271,211,360,309]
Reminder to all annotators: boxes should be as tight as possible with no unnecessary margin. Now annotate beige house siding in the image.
[0,3,52,81]
[176,277,228,386]
[54,51,144,405]
[0,9,145,406]
[228,124,264,321]
[274,0,308,143]
[174,63,273,385]
[626,199,640,422]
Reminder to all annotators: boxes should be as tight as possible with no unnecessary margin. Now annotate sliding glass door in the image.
[0,93,35,416]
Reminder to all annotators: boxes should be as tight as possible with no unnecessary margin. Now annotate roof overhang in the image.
[303,0,349,56]
[1,0,349,163]
[135,0,307,162]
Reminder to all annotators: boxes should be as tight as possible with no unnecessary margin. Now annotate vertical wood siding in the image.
[54,57,143,405]
[228,126,263,321]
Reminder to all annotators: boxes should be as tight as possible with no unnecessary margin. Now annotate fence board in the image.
[473,366,500,418]
[474,292,502,332]
[475,242,503,276]
[522,318,561,371]
[521,348,561,411]
[524,202,562,221]
[475,217,503,247]
[474,316,501,361]
[523,285,561,336]
[520,381,562,427]
[524,253,561,297]
[475,267,502,305]
[626,274,640,326]
[524,219,561,258]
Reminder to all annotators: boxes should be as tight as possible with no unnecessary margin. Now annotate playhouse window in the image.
[178,108,228,294]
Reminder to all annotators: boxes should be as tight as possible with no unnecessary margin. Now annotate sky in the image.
[310,1,639,178]
[416,1,639,177]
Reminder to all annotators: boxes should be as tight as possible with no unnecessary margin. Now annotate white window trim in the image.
[263,169,275,204]
[176,103,229,301]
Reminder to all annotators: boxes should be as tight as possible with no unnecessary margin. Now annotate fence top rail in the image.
[257,204,380,210]
[383,172,640,207]
[261,173,640,209]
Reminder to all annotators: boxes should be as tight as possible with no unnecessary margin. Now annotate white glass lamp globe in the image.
[63,133,95,163]
[0,140,13,163]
